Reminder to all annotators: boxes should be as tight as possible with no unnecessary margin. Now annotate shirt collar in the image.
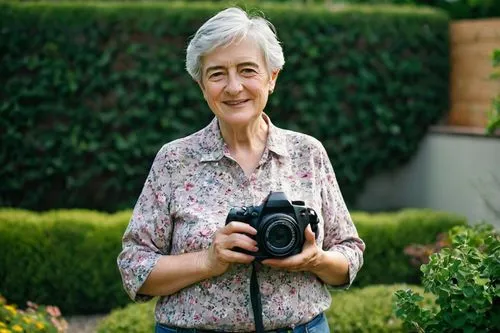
[199,114,290,163]
[199,117,225,162]
[263,113,289,158]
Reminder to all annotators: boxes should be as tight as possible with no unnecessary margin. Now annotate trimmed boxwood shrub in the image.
[327,284,432,332]
[0,209,131,315]
[0,208,464,315]
[96,301,156,333]
[0,1,450,212]
[95,284,429,333]
[351,209,467,287]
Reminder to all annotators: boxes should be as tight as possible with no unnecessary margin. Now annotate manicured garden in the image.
[1,0,499,332]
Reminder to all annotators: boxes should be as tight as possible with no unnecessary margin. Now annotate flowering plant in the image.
[0,295,68,333]
[403,232,450,268]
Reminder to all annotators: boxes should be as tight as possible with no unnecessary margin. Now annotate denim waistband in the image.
[156,312,325,333]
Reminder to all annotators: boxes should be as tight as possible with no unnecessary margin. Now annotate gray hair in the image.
[185,7,285,81]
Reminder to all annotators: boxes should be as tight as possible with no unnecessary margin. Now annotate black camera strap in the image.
[250,261,265,333]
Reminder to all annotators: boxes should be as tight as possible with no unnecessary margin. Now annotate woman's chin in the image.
[218,110,261,127]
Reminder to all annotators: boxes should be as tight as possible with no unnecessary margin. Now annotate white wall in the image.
[356,130,500,227]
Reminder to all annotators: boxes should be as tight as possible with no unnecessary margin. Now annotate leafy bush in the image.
[329,0,500,19]
[0,209,131,315]
[96,301,155,333]
[0,295,68,333]
[351,209,466,287]
[0,208,464,314]
[327,284,432,332]
[394,223,500,332]
[0,1,450,212]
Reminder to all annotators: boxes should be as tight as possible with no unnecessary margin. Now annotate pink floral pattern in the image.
[118,115,365,331]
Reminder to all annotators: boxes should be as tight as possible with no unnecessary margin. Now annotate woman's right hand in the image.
[203,221,258,277]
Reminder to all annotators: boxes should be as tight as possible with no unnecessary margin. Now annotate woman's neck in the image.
[218,115,269,157]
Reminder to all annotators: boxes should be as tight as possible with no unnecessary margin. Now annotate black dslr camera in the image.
[225,191,319,260]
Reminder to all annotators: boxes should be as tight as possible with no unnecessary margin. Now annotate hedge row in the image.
[96,284,430,333]
[8,0,499,19]
[0,208,465,315]
[338,0,500,19]
[352,209,466,287]
[0,1,450,212]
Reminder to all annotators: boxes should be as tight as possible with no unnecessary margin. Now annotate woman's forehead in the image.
[202,38,265,68]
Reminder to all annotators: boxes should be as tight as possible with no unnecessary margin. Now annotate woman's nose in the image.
[225,74,243,95]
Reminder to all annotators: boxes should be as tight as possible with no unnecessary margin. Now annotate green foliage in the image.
[327,284,432,332]
[331,0,500,19]
[486,49,500,135]
[0,209,131,315]
[0,208,464,314]
[96,301,155,333]
[0,2,450,212]
[351,209,466,287]
[435,0,500,19]
[394,223,500,332]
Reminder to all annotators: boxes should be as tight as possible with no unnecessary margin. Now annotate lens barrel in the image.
[260,214,300,257]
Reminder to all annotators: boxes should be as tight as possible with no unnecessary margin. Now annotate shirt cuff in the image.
[327,245,361,290]
[121,253,162,302]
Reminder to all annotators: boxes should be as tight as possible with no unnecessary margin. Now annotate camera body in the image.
[225,191,319,260]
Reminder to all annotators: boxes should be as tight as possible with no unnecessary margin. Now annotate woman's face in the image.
[198,37,279,127]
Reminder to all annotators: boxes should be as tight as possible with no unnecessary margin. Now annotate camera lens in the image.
[269,224,292,248]
[261,214,299,257]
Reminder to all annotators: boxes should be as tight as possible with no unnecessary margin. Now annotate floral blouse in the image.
[117,114,365,331]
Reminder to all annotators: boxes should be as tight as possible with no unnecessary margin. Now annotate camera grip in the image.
[307,208,319,239]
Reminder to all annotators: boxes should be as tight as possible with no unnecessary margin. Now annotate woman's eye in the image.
[242,68,257,75]
[209,72,223,79]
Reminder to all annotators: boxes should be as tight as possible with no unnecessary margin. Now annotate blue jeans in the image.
[155,313,330,333]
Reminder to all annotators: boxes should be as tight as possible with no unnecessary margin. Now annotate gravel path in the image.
[66,314,107,333]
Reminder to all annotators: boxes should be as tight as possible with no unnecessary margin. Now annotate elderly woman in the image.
[118,7,365,333]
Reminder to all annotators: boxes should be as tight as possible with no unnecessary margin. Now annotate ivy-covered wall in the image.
[0,1,450,211]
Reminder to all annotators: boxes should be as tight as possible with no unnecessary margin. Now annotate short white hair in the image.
[185,7,285,81]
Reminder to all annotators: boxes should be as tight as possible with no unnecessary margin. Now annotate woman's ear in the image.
[269,69,280,94]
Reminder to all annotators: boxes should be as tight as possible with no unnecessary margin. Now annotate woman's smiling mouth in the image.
[223,99,250,106]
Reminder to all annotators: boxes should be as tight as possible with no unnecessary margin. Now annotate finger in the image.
[219,248,256,264]
[224,221,257,235]
[262,255,301,268]
[223,233,258,251]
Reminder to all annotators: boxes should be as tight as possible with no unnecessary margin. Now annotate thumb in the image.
[305,224,316,242]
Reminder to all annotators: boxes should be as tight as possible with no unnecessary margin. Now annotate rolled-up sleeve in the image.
[117,145,172,301]
[318,145,365,288]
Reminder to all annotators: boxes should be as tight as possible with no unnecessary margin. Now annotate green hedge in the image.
[339,0,500,19]
[0,1,450,212]
[95,284,429,333]
[0,208,465,315]
[0,209,131,315]
[327,284,433,332]
[96,300,156,333]
[351,209,466,287]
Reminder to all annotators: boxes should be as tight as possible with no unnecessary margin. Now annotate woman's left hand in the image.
[261,225,324,272]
